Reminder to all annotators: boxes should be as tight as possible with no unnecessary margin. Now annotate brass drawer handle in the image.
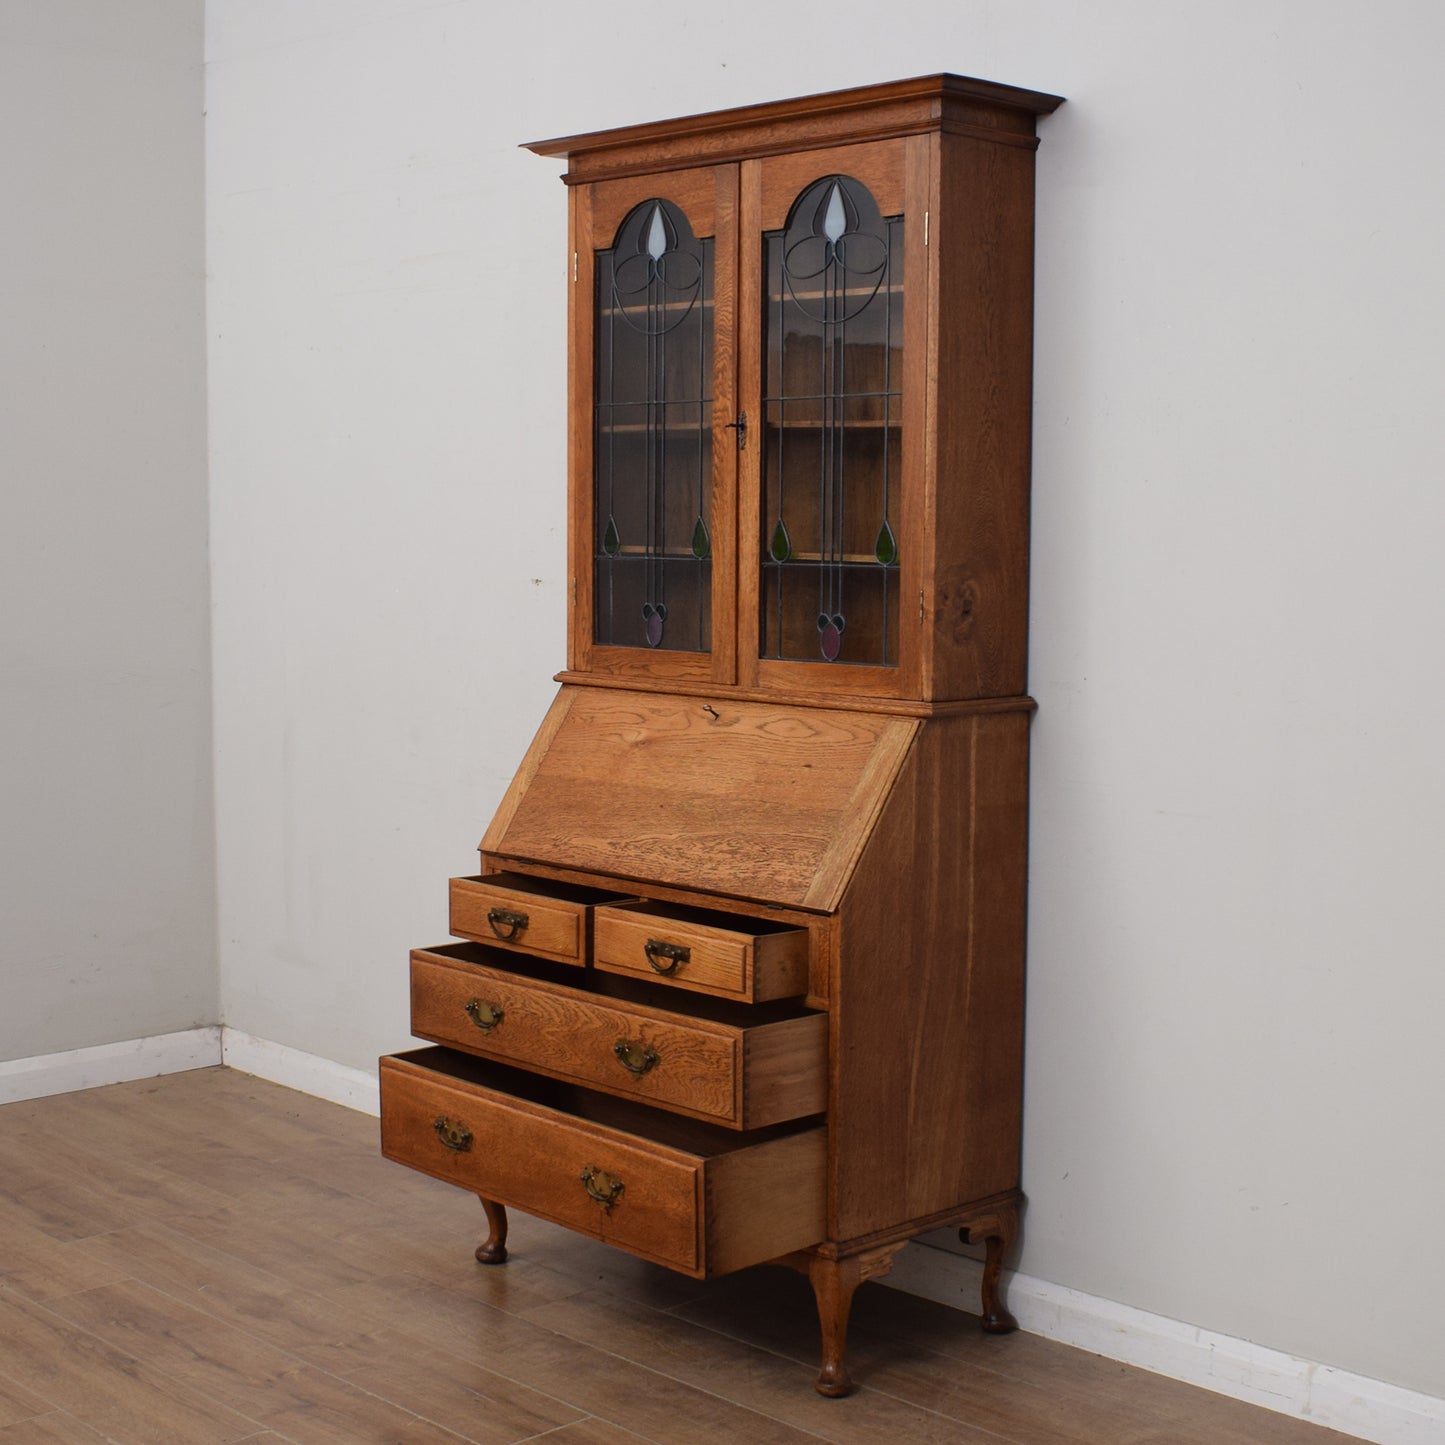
[433,1116,473,1153]
[486,907,529,942]
[580,1164,624,1211]
[643,938,689,975]
[613,1038,660,1076]
[464,998,505,1033]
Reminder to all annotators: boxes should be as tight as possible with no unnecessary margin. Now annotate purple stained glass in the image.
[818,614,844,662]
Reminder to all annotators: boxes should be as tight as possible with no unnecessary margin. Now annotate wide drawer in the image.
[410,943,826,1129]
[593,900,809,1003]
[449,872,632,966]
[379,1049,826,1278]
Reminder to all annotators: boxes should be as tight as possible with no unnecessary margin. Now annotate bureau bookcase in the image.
[380,74,1062,1396]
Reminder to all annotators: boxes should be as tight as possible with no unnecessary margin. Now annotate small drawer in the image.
[379,1049,825,1278]
[593,900,808,1002]
[449,873,632,966]
[410,943,826,1129]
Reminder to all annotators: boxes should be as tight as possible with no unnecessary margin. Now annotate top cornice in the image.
[524,73,1065,182]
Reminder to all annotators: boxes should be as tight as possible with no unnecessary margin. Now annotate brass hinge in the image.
[572,576,578,604]
[924,210,930,247]
[919,589,925,623]
[573,251,578,282]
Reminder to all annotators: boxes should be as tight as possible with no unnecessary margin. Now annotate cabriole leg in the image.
[961,1200,1019,1334]
[780,1243,904,1397]
[807,1254,866,1397]
[475,1197,508,1265]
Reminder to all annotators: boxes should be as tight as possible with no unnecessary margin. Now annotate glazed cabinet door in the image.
[737,137,929,698]
[570,166,739,684]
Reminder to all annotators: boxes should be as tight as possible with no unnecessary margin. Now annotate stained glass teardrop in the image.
[646,204,668,260]
[874,519,898,566]
[691,516,711,559]
[643,602,666,647]
[602,514,621,556]
[822,183,847,243]
[769,518,792,563]
[818,613,844,662]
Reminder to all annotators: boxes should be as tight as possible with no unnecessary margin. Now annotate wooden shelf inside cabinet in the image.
[385,72,1060,1402]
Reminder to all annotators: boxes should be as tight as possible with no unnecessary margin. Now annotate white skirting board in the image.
[0,1027,222,1104]
[881,1243,1444,1445]
[218,1028,379,1115]
[0,1026,377,1114]
[2,1032,1440,1444]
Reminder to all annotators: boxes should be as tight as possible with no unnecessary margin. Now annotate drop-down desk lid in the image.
[480,686,918,913]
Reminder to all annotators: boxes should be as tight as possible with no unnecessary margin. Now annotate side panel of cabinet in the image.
[828,710,1029,1241]
[737,136,929,699]
[570,166,739,685]
[923,129,1040,700]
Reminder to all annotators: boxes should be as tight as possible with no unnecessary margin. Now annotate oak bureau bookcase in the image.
[379,73,1063,1396]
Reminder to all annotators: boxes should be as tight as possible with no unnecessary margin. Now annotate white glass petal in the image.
[646,204,668,260]
[822,182,846,243]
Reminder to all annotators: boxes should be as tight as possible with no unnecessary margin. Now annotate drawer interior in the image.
[464,871,636,906]
[416,941,819,1029]
[390,1046,816,1156]
[599,898,803,940]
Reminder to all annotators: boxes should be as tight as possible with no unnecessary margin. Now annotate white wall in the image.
[205,0,1445,1404]
[0,1,213,1060]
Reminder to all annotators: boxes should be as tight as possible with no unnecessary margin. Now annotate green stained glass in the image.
[769,517,792,563]
[691,515,711,559]
[602,514,621,556]
[874,519,898,566]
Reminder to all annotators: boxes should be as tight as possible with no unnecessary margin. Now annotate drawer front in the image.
[450,874,630,965]
[380,1054,701,1271]
[411,950,741,1123]
[593,903,808,1002]
[379,1050,827,1279]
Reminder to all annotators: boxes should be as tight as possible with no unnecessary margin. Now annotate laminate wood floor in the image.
[0,1068,1362,1445]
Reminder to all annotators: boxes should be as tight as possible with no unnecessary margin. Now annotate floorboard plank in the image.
[0,1412,112,1442]
[0,1375,51,1430]
[520,1420,667,1445]
[0,1282,265,1444]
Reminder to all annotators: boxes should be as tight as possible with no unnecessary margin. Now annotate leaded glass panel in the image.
[594,199,714,653]
[760,176,902,667]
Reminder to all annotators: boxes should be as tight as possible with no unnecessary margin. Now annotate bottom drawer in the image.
[380,1048,825,1278]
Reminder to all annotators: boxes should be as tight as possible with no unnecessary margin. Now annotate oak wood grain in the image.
[593,901,808,1003]
[380,1050,826,1279]
[410,944,825,1128]
[448,872,632,965]
[925,128,1040,699]
[831,712,1029,1240]
[488,685,914,908]
[381,1054,706,1273]
[526,74,1061,184]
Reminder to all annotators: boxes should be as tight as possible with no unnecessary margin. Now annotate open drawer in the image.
[410,942,826,1129]
[449,872,632,966]
[593,900,809,1002]
[379,1048,825,1278]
